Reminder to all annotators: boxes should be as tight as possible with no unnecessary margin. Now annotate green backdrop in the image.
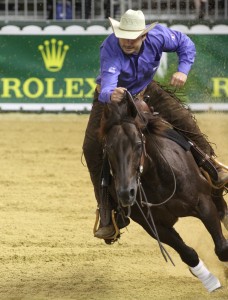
[0,34,227,104]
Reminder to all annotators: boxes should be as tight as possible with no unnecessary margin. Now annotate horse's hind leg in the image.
[211,187,228,230]
[196,195,228,261]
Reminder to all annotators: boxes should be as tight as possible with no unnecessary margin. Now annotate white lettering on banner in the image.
[0,77,97,99]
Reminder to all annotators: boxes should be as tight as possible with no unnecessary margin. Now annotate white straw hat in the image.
[109,9,157,40]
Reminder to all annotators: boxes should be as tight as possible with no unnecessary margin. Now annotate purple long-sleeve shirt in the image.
[96,24,196,103]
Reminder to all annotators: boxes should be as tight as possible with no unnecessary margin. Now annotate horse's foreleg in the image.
[133,218,221,292]
[189,259,221,292]
[146,224,200,267]
[196,195,228,261]
[131,210,199,267]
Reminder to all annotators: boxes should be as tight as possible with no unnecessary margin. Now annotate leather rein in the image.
[125,90,176,265]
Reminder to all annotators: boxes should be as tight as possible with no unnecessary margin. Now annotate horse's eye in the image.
[135,142,142,152]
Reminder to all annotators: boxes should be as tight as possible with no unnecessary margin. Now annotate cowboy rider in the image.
[83,9,228,240]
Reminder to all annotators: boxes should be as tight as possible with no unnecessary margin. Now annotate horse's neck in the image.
[144,134,170,175]
[146,134,165,160]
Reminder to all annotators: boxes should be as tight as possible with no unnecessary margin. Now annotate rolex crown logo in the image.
[38,39,69,72]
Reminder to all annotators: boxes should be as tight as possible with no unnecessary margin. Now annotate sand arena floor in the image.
[0,112,227,300]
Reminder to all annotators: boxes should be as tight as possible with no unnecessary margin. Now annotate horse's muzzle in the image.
[118,188,136,207]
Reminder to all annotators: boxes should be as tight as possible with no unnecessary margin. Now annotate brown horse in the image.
[99,91,228,292]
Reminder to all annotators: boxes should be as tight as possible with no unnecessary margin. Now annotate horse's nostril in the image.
[130,189,135,197]
[118,188,136,207]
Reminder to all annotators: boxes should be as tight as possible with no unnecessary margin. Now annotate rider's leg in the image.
[83,89,130,239]
[145,81,228,186]
[82,89,115,239]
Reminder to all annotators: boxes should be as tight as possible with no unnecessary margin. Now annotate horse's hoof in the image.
[222,214,228,231]
[205,273,222,292]
[190,259,222,292]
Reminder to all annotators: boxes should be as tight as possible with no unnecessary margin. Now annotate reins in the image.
[135,198,175,266]
[138,137,177,208]
[124,90,177,264]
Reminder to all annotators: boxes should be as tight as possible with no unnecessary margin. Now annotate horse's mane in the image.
[99,101,133,139]
[99,98,167,140]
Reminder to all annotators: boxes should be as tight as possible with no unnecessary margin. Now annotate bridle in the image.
[125,90,176,264]
[137,130,146,175]
[124,90,177,205]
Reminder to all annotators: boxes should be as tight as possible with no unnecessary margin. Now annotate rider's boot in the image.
[94,220,116,239]
[94,225,116,239]
[94,194,130,239]
[94,193,115,239]
[189,142,228,188]
[94,208,131,239]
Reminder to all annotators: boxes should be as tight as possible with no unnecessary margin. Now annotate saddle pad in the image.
[164,128,191,151]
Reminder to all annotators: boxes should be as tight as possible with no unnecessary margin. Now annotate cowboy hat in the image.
[109,9,157,40]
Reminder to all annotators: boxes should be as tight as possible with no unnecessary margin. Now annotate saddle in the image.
[133,97,219,183]
[132,97,218,182]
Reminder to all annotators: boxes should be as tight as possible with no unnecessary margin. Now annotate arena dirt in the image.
[0,113,227,300]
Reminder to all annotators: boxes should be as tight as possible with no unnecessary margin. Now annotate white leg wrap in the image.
[189,259,221,292]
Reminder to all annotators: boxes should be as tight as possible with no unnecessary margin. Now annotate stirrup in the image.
[93,208,120,243]
[213,158,228,171]
[200,168,218,189]
[200,168,228,190]
[211,158,228,189]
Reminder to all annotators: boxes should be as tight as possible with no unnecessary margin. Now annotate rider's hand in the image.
[170,72,187,88]
[111,87,126,102]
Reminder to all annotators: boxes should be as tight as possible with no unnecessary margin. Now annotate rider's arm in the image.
[97,35,121,103]
[149,24,196,76]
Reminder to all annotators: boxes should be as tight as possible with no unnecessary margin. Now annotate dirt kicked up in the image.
[0,112,227,300]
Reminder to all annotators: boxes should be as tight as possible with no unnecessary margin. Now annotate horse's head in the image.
[99,92,166,208]
[103,117,143,207]
[99,93,147,207]
[106,124,143,207]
